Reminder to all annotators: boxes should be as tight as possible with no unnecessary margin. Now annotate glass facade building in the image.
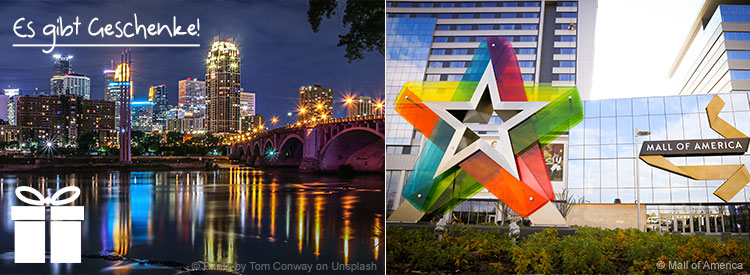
[386,0,598,213]
[671,3,750,94]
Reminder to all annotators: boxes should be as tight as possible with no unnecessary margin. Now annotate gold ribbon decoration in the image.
[640,95,750,202]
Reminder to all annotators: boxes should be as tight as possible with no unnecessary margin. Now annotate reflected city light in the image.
[314,195,323,258]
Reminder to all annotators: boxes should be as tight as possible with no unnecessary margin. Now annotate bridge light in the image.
[316,104,323,110]
[299,108,306,113]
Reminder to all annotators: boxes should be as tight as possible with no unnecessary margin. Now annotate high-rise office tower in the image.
[3,88,20,125]
[62,73,91,99]
[384,0,598,211]
[178,78,207,118]
[103,63,116,99]
[108,63,132,130]
[298,85,333,121]
[240,89,256,117]
[347,96,374,117]
[131,101,155,132]
[670,1,750,94]
[50,54,72,96]
[149,84,168,130]
[206,39,241,133]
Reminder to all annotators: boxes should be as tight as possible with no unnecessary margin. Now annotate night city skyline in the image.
[0,0,384,119]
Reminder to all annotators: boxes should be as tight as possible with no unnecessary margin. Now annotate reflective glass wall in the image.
[567,92,750,204]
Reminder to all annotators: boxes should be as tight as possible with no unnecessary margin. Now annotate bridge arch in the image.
[277,134,304,165]
[235,145,246,161]
[252,142,262,162]
[319,127,384,171]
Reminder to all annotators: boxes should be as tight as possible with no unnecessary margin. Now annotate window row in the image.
[569,111,750,146]
[556,12,577,18]
[719,5,750,23]
[386,145,420,155]
[724,32,750,41]
[425,74,463,81]
[554,35,576,42]
[579,93,750,117]
[436,23,538,31]
[727,50,750,60]
[566,187,747,204]
[731,70,750,80]
[553,74,575,81]
[554,48,576,55]
[388,1,541,8]
[429,60,536,68]
[430,48,537,55]
[555,23,577,30]
[557,1,578,7]
[433,36,537,43]
[553,60,576,67]
[388,12,539,19]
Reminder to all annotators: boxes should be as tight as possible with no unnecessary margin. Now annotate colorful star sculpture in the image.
[392,37,583,225]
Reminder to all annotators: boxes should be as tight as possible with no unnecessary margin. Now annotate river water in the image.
[0,168,384,274]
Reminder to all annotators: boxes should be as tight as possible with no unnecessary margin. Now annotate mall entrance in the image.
[646,204,750,234]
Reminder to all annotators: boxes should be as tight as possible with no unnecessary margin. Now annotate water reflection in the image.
[0,168,384,274]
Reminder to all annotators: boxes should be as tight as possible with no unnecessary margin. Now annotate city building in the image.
[240,114,264,133]
[62,73,91,99]
[347,96,374,117]
[3,88,20,125]
[15,95,115,144]
[240,89,256,117]
[0,94,8,122]
[131,101,155,132]
[178,78,207,119]
[299,85,333,122]
[385,0,598,212]
[106,63,132,130]
[150,84,169,130]
[166,109,204,133]
[50,54,72,96]
[206,39,241,133]
[670,1,750,95]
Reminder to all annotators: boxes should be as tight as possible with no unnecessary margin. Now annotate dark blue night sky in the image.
[0,0,384,119]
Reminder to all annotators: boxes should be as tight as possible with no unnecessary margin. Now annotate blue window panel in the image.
[558,1,578,7]
[437,14,453,19]
[616,98,632,116]
[555,35,577,42]
[569,123,584,145]
[680,95,700,113]
[434,37,449,42]
[599,99,615,117]
[557,12,577,18]
[480,13,498,18]
[521,74,534,81]
[731,70,750,80]
[725,32,750,40]
[457,24,473,31]
[431,49,446,55]
[499,24,515,30]
[455,36,471,42]
[524,1,541,7]
[519,36,537,42]
[501,13,518,18]
[478,24,494,30]
[601,160,617,187]
[584,100,600,117]
[516,48,537,55]
[436,25,451,31]
[553,74,576,81]
[523,12,539,18]
[616,116,633,144]
[418,2,433,7]
[584,160,601,189]
[518,61,536,67]
[569,146,584,160]
[664,96,682,114]
[649,115,667,140]
[554,61,576,67]
[568,160,583,188]
[459,13,476,19]
[647,97,665,115]
[584,117,600,144]
[617,144,634,158]
[719,5,750,23]
[632,98,649,115]
[728,50,750,60]
[521,24,538,30]
[453,49,469,55]
[555,48,577,55]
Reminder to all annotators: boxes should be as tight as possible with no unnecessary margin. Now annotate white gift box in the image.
[11,186,83,263]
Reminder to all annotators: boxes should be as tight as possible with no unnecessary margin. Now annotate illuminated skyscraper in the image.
[206,38,241,133]
[347,96,374,117]
[150,84,168,130]
[240,89,256,117]
[178,78,206,117]
[3,88,20,125]
[131,101,154,132]
[108,63,132,130]
[299,85,333,121]
[62,73,91,99]
[50,54,72,96]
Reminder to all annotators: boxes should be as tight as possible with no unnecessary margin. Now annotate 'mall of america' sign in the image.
[639,138,750,157]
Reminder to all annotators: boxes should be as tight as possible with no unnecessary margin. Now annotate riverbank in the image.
[0,155,229,172]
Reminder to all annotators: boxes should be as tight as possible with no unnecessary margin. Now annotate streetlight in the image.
[271,116,278,126]
[634,129,651,231]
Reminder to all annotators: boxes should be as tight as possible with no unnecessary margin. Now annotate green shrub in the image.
[387,225,750,274]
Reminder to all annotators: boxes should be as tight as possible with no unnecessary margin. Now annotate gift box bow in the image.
[12,186,83,221]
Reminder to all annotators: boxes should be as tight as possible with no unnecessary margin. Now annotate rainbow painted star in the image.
[392,37,583,225]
